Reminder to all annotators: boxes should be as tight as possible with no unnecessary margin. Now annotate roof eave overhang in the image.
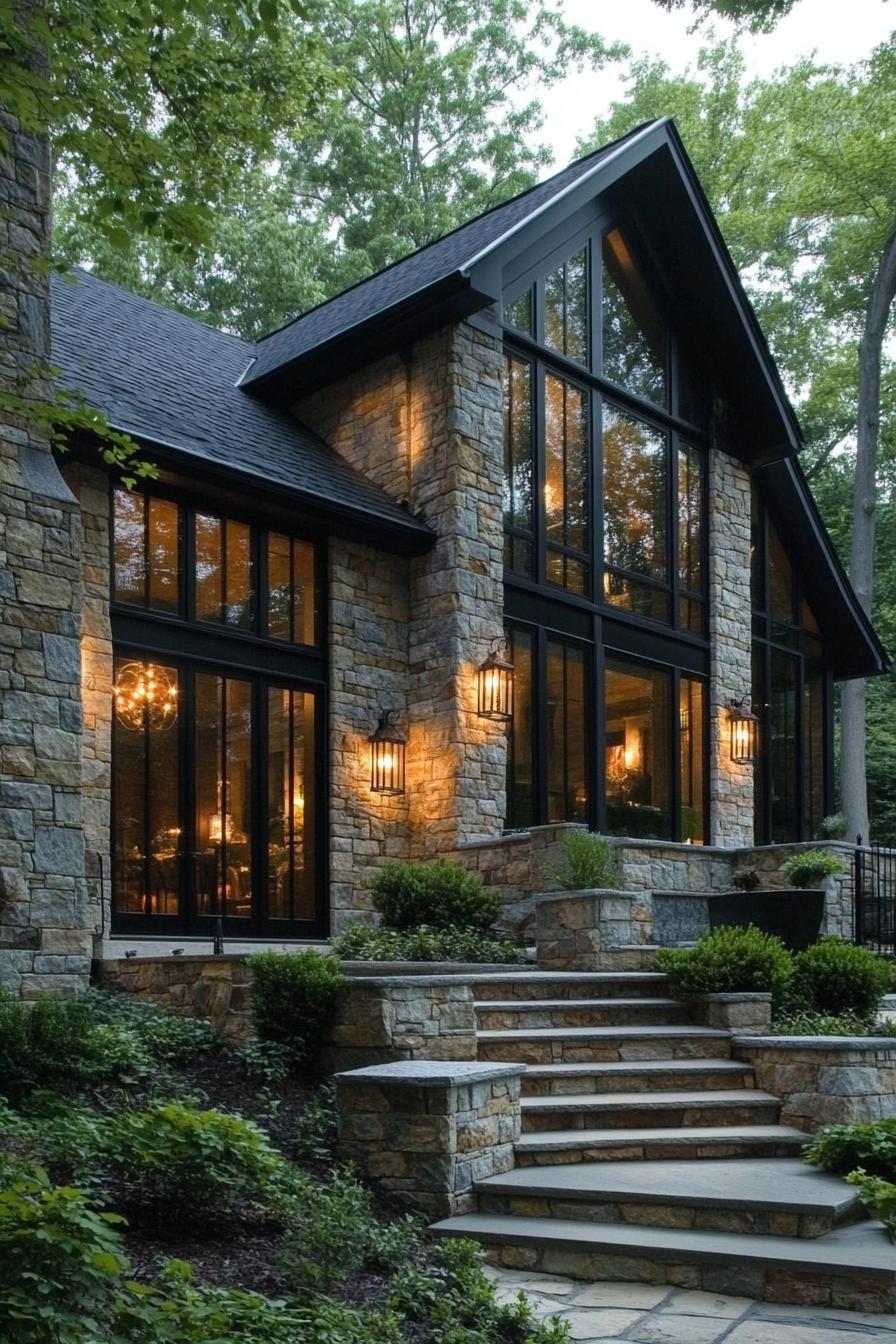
[64,429,436,558]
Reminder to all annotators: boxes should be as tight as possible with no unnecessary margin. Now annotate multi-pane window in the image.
[603,405,670,623]
[546,638,588,822]
[502,354,534,576]
[112,486,319,646]
[602,227,667,407]
[752,493,829,843]
[267,688,316,923]
[544,248,588,365]
[545,373,589,594]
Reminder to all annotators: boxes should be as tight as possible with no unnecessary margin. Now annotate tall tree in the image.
[54,0,625,337]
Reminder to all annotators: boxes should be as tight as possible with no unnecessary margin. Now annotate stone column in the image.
[0,65,90,994]
[707,449,754,847]
[335,1059,525,1216]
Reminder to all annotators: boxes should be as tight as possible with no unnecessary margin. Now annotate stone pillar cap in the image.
[335,1060,527,1086]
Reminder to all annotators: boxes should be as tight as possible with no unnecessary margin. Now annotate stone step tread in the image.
[470,972,669,983]
[475,1158,860,1217]
[521,1089,779,1112]
[524,1060,752,1078]
[475,998,683,1011]
[431,1213,896,1278]
[478,1026,730,1041]
[516,1124,810,1153]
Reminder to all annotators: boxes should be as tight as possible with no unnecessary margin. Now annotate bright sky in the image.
[537,0,895,167]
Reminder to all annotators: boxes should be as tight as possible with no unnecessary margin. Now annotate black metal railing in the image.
[854,842,896,954]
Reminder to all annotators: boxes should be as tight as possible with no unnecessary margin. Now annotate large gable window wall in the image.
[751,489,832,844]
[110,484,326,937]
[501,218,709,842]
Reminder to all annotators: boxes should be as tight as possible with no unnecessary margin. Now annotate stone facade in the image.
[335,1059,524,1217]
[325,974,478,1072]
[98,954,253,1042]
[734,1035,896,1131]
[0,84,90,996]
[707,449,754,848]
[536,889,652,971]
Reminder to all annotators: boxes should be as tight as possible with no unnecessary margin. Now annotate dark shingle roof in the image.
[50,268,433,546]
[246,121,658,386]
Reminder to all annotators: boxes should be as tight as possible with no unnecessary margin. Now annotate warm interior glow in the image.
[113,661,178,732]
[208,813,233,844]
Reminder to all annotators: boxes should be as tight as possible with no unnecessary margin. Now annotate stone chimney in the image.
[0,16,91,996]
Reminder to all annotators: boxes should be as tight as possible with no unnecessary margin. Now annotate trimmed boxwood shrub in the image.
[369,860,501,933]
[788,936,893,1019]
[247,950,344,1073]
[657,925,793,1004]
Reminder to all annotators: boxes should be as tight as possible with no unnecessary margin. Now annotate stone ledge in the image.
[734,1035,896,1051]
[336,1061,527,1087]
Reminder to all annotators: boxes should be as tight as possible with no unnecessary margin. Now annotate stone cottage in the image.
[0,115,887,995]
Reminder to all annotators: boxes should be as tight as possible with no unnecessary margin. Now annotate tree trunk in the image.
[841,227,896,846]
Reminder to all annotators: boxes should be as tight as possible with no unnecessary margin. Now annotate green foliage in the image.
[657,925,793,1003]
[85,988,221,1065]
[233,1038,295,1085]
[772,1009,881,1037]
[247,949,344,1073]
[330,922,526,965]
[788,937,893,1019]
[277,1166,379,1291]
[370,860,501,933]
[101,1102,283,1210]
[0,1157,129,1344]
[388,1237,570,1344]
[780,850,847,888]
[292,1083,337,1164]
[820,813,849,840]
[552,831,617,892]
[847,1172,896,1240]
[0,992,119,1102]
[804,1117,896,1183]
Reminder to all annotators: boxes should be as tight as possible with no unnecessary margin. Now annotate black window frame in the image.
[109,479,329,938]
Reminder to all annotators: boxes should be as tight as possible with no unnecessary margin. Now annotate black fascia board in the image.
[242,272,486,405]
[64,430,436,558]
[759,456,889,679]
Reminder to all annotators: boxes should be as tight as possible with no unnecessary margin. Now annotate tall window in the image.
[111,486,325,934]
[545,374,589,593]
[602,227,667,407]
[751,492,830,843]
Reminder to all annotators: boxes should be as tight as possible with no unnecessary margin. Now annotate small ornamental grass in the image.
[657,925,793,1004]
[551,830,617,892]
[369,859,501,932]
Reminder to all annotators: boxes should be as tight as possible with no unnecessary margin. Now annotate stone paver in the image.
[489,1268,896,1343]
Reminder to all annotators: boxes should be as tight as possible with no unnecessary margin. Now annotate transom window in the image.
[112,486,319,647]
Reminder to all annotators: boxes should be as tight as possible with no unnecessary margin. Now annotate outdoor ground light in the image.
[477,638,515,721]
[729,696,758,764]
[369,710,407,795]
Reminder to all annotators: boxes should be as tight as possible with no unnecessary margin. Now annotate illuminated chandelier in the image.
[113,661,178,732]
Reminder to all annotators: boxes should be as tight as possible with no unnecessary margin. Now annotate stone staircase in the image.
[432,967,896,1311]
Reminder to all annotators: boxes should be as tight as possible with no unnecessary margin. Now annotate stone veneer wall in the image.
[298,322,507,922]
[707,449,754,847]
[98,954,252,1042]
[0,85,90,995]
[734,1036,896,1130]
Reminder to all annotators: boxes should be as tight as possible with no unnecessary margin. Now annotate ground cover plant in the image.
[0,988,569,1343]
[804,1118,896,1238]
[331,922,527,964]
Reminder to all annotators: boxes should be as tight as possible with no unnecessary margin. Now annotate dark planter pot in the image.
[710,889,825,951]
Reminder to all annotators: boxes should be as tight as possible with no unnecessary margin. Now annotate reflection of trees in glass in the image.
[113,489,179,612]
[678,444,704,594]
[545,373,589,592]
[547,640,588,823]
[195,514,254,630]
[544,248,588,365]
[603,404,667,579]
[113,489,145,602]
[602,228,666,406]
[504,288,533,336]
[503,357,533,532]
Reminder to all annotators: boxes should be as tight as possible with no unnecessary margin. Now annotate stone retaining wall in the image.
[335,1060,524,1216]
[733,1036,896,1130]
[325,974,478,1072]
[97,955,253,1042]
[535,889,652,971]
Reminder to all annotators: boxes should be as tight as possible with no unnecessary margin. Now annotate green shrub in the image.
[85,988,221,1065]
[233,1038,295,1085]
[780,849,846,887]
[247,949,344,1073]
[847,1172,896,1239]
[0,992,114,1101]
[369,860,501,932]
[772,1009,877,1037]
[0,1157,129,1343]
[292,1083,337,1163]
[552,830,617,892]
[330,922,526,965]
[803,1117,896,1182]
[277,1166,378,1291]
[820,813,849,840]
[788,937,892,1019]
[101,1101,283,1210]
[657,925,793,1003]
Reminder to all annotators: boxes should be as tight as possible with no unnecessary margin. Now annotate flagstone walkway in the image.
[487,1267,896,1344]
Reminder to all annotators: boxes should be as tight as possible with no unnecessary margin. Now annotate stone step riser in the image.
[477,1037,732,1065]
[514,1137,809,1166]
[521,1101,781,1132]
[473,1240,896,1313]
[522,1069,754,1097]
[476,1003,692,1031]
[472,977,670,1002]
[475,1192,842,1239]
